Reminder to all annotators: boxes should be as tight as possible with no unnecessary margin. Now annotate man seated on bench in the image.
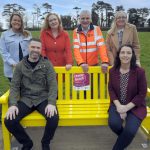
[4,38,59,150]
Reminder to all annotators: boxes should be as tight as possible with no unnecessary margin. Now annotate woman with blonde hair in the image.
[40,13,73,70]
[0,13,32,81]
[106,11,141,66]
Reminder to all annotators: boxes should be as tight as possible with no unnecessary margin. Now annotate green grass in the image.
[0,31,150,96]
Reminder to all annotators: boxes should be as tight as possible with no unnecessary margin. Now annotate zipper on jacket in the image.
[82,33,88,64]
[85,35,87,64]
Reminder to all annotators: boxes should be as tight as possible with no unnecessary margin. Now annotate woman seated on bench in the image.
[108,45,147,150]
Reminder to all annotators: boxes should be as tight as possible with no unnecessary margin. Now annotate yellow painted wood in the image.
[107,73,109,99]
[147,88,150,97]
[58,73,63,100]
[72,74,77,99]
[78,90,84,99]
[1,66,150,150]
[93,73,98,99]
[100,73,105,99]
[65,73,70,99]
[85,74,91,98]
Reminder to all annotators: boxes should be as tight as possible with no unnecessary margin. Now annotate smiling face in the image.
[79,12,91,30]
[28,40,41,62]
[115,11,127,29]
[10,15,22,32]
[119,46,133,65]
[48,14,59,30]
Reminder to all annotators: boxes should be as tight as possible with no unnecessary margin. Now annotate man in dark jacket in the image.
[4,38,58,150]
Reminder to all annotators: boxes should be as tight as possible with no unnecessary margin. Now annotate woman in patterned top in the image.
[108,45,147,150]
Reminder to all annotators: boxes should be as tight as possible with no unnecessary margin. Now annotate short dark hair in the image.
[114,45,137,69]
[30,38,41,43]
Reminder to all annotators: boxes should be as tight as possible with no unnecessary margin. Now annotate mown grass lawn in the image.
[0,31,150,105]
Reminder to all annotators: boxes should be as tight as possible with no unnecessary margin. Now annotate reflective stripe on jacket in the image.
[73,24,109,65]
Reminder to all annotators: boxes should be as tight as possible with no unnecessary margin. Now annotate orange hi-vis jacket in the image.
[73,24,109,66]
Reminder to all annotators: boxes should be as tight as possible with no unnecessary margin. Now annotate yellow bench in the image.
[0,66,150,150]
[141,88,150,142]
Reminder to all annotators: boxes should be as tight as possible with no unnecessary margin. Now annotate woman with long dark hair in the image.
[108,45,147,150]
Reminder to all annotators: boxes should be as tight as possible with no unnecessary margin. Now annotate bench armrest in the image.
[147,88,150,97]
[0,90,9,104]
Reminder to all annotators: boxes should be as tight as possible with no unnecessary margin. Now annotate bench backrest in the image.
[55,66,109,101]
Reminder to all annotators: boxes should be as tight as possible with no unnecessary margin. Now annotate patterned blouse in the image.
[120,72,129,104]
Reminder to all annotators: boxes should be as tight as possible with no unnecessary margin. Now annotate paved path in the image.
[0,125,149,150]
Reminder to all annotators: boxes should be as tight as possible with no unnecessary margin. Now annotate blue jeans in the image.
[108,105,142,150]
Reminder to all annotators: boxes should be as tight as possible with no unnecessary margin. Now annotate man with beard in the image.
[4,38,59,150]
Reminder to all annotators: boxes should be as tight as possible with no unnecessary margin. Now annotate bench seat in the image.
[20,99,110,126]
[0,67,150,150]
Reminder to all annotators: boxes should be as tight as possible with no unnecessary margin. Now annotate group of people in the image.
[0,9,147,150]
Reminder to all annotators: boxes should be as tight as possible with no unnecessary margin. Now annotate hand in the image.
[12,64,17,67]
[81,63,89,73]
[12,64,17,72]
[101,63,108,74]
[120,113,127,120]
[45,104,57,118]
[6,106,19,120]
[116,104,128,114]
[65,64,72,71]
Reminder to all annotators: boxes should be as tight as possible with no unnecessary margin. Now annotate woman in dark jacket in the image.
[108,45,147,150]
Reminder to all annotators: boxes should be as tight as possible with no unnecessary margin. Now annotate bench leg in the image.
[2,120,11,150]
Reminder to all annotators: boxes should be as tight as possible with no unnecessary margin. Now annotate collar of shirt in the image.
[8,28,22,37]
[82,25,90,35]
[117,28,124,34]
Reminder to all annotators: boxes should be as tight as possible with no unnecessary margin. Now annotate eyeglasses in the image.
[80,17,90,21]
[117,16,127,20]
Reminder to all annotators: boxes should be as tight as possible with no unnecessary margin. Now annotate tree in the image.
[33,4,42,29]
[104,3,114,27]
[73,6,81,26]
[107,12,114,27]
[128,7,150,27]
[42,3,52,17]
[92,1,114,27]
[116,5,124,11]
[0,22,3,30]
[2,3,26,28]
[61,15,72,29]
[147,18,150,27]
[128,8,139,26]
[2,3,25,17]
[137,8,149,27]
[96,1,105,27]
[91,9,99,25]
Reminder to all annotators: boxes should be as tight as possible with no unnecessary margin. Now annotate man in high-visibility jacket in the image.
[73,10,109,73]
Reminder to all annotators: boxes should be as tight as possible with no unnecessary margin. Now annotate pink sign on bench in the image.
[73,73,90,90]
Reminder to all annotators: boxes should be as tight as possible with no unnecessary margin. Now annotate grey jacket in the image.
[9,55,57,107]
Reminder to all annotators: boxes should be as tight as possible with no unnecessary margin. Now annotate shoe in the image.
[22,141,33,150]
[22,147,33,150]
[42,144,50,150]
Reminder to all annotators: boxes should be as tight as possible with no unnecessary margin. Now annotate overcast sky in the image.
[1,0,150,15]
[0,0,150,28]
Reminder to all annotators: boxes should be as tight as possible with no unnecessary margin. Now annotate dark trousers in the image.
[108,105,141,150]
[5,100,59,148]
